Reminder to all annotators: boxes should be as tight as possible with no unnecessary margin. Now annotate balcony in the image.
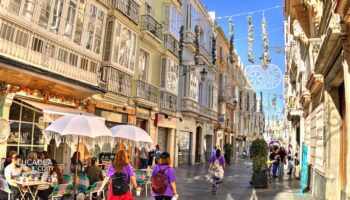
[135,80,159,104]
[181,98,199,114]
[141,15,162,39]
[0,17,99,86]
[106,67,132,97]
[163,34,179,56]
[160,91,177,112]
[199,105,217,121]
[111,0,140,24]
[199,44,210,60]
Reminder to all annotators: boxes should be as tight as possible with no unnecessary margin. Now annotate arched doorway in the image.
[195,126,202,163]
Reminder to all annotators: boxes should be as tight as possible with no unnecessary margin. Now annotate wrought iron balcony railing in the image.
[163,34,179,56]
[199,105,217,120]
[160,91,177,112]
[111,0,140,24]
[106,67,132,97]
[141,15,162,39]
[135,80,159,103]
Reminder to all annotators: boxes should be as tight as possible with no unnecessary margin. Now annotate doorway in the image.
[158,128,168,152]
[178,131,191,165]
[195,126,202,163]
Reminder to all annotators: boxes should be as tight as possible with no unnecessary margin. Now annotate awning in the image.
[18,98,104,123]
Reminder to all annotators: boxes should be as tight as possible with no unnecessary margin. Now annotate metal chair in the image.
[48,184,73,200]
[86,181,104,200]
[0,179,12,200]
[134,170,152,197]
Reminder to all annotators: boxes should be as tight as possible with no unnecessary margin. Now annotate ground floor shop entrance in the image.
[158,127,168,152]
[178,131,191,165]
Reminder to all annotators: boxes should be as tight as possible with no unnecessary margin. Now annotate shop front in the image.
[154,113,177,162]
[176,115,196,166]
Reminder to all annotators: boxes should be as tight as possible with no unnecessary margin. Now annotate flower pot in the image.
[252,172,268,188]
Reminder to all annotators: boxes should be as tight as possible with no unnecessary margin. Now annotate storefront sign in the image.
[101,110,123,123]
[155,114,177,129]
[0,118,10,144]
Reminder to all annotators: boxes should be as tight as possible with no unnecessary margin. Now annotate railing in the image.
[160,91,177,112]
[199,105,217,120]
[181,98,199,113]
[141,15,162,39]
[0,17,99,86]
[135,80,159,103]
[163,34,179,56]
[107,67,132,97]
[111,0,140,24]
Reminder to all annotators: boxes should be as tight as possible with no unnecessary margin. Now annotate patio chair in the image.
[86,181,105,200]
[0,179,12,200]
[62,174,73,184]
[77,174,90,193]
[48,184,73,200]
[134,170,152,197]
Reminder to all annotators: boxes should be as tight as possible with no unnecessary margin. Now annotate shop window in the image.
[8,100,44,158]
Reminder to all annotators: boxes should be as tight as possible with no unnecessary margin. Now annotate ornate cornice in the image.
[306,72,324,94]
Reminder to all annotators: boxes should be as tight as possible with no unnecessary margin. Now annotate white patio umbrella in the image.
[44,114,113,199]
[110,125,153,143]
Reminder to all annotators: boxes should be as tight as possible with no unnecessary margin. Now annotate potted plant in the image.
[250,138,268,188]
[223,143,233,165]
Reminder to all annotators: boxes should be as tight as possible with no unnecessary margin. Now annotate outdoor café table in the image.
[13,180,49,200]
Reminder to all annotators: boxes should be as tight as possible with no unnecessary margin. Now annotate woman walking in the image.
[152,152,178,200]
[208,149,226,193]
[98,150,139,200]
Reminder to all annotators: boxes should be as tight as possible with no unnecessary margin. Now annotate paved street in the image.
[135,157,312,200]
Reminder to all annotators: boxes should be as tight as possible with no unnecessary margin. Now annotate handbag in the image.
[210,159,224,179]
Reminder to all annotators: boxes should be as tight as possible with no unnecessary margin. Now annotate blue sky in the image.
[202,0,285,122]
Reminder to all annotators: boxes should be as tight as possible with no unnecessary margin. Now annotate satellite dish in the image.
[0,118,10,144]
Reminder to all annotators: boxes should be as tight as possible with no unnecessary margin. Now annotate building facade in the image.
[284,0,350,199]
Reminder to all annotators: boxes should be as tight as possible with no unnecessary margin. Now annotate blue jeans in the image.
[140,158,148,169]
[272,163,279,177]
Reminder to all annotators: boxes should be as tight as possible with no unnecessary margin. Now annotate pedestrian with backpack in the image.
[98,150,139,200]
[208,149,226,193]
[151,152,178,200]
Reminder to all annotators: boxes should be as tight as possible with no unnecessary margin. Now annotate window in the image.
[74,0,86,44]
[8,0,22,14]
[103,21,113,61]
[50,0,64,33]
[58,48,68,63]
[15,30,29,47]
[164,5,181,39]
[90,61,97,73]
[31,37,43,52]
[198,82,203,105]
[0,24,15,41]
[100,66,108,82]
[22,0,36,21]
[38,0,52,28]
[80,57,88,70]
[69,53,78,66]
[64,0,77,39]
[160,58,167,88]
[93,10,104,53]
[7,100,45,159]
[112,21,137,71]
[85,4,97,50]
[138,49,149,81]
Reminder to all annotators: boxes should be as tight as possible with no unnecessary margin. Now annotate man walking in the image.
[140,145,149,169]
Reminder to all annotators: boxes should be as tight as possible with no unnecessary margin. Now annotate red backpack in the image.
[151,165,170,194]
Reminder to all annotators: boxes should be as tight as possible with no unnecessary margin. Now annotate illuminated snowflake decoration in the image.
[245,64,282,90]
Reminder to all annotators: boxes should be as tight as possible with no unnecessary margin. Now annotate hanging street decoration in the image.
[179,25,184,66]
[211,21,219,65]
[260,16,272,69]
[229,17,235,64]
[260,91,263,112]
[194,25,200,65]
[247,15,254,63]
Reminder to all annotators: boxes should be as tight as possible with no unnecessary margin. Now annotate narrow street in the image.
[135,157,312,200]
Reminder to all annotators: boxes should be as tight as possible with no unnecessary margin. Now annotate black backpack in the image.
[111,172,129,195]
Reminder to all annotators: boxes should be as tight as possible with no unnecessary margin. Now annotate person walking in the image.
[278,147,287,176]
[151,152,178,200]
[269,146,279,178]
[98,150,139,200]
[154,145,161,165]
[83,157,103,185]
[140,145,149,169]
[208,149,226,193]
[211,146,217,158]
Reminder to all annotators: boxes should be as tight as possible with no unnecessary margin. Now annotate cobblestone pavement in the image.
[134,157,313,200]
